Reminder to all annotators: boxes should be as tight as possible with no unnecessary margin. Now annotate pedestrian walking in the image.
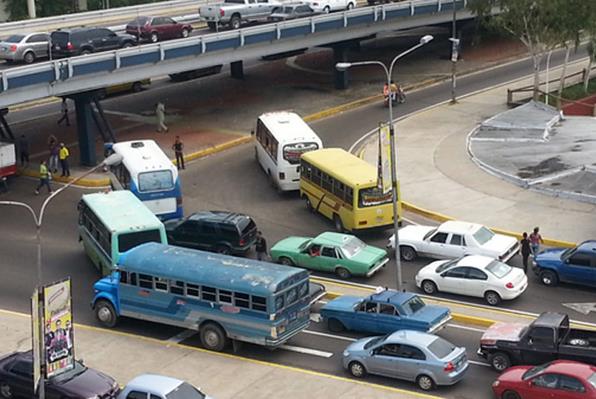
[255,231,268,261]
[57,98,70,126]
[520,232,531,274]
[172,136,185,170]
[35,160,52,195]
[155,102,168,133]
[529,227,543,257]
[59,142,70,177]
[48,134,59,173]
[17,134,29,167]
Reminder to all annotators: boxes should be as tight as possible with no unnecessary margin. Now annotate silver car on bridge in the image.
[0,32,50,64]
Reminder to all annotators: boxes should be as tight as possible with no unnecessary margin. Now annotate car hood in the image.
[271,237,311,253]
[481,322,528,343]
[54,368,116,397]
[349,246,387,265]
[398,225,436,243]
[480,234,518,254]
[535,248,564,263]
[321,296,360,313]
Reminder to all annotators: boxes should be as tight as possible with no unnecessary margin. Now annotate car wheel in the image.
[181,28,190,38]
[421,280,437,295]
[484,290,501,306]
[131,81,143,93]
[323,5,331,13]
[279,257,294,266]
[96,89,107,100]
[348,361,366,378]
[399,246,417,261]
[80,49,92,55]
[200,323,228,351]
[489,352,511,372]
[416,374,435,391]
[207,22,217,31]
[502,390,521,399]
[304,196,314,212]
[346,2,354,9]
[95,299,118,328]
[333,214,344,232]
[540,270,558,286]
[23,51,35,64]
[230,15,242,29]
[327,318,345,332]
[336,267,351,279]
[0,382,12,399]
[150,32,159,43]
[215,245,231,255]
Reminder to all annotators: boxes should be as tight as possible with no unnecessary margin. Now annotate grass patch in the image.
[541,78,596,103]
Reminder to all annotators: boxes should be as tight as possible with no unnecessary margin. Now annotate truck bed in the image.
[559,329,596,359]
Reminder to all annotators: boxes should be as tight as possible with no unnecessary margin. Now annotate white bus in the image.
[254,111,323,192]
[108,140,183,221]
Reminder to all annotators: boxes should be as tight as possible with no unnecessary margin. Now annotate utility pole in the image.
[27,0,36,18]
[449,0,459,104]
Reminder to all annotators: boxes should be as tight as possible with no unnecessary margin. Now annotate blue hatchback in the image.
[533,240,596,288]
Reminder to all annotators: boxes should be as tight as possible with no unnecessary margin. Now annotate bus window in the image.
[138,170,174,192]
[202,286,216,301]
[234,292,250,308]
[252,296,267,312]
[118,229,162,253]
[170,280,185,295]
[218,289,233,304]
[155,277,168,292]
[186,283,199,297]
[139,274,153,289]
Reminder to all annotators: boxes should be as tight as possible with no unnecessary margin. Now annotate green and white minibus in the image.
[78,190,168,276]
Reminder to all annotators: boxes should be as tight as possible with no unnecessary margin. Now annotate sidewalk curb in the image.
[18,167,111,187]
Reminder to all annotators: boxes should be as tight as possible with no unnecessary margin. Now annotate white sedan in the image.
[415,255,528,305]
[302,0,355,13]
[388,221,520,262]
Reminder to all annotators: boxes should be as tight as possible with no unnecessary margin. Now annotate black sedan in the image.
[269,3,320,21]
[0,351,120,399]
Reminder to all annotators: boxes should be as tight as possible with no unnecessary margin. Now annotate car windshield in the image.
[473,226,495,245]
[485,260,512,279]
[588,373,596,389]
[560,247,575,259]
[5,35,24,43]
[363,334,390,350]
[522,362,551,380]
[435,258,460,273]
[281,6,296,12]
[341,236,366,258]
[423,228,437,241]
[166,382,206,399]
[299,239,312,251]
[401,296,426,315]
[50,361,86,383]
[138,170,174,192]
[427,336,456,359]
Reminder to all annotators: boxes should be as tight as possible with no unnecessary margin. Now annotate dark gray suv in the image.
[51,27,136,58]
[165,210,258,255]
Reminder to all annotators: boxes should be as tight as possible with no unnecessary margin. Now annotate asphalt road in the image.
[1,45,595,399]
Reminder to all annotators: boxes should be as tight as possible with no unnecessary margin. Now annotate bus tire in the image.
[327,318,345,332]
[304,196,314,212]
[336,267,351,279]
[95,300,118,328]
[200,322,228,351]
[333,214,344,232]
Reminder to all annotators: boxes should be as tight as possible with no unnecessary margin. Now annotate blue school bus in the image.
[91,242,311,351]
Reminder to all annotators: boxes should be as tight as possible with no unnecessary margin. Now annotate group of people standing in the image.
[519,227,544,273]
[35,135,71,195]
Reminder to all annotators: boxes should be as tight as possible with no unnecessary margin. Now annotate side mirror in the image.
[440,272,446,278]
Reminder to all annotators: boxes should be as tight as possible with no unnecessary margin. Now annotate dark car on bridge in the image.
[125,16,193,43]
[50,27,137,58]
[0,350,120,398]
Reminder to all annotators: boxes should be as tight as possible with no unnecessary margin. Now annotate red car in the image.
[492,360,596,399]
[125,16,192,43]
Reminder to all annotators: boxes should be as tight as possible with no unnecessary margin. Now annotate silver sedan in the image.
[0,32,50,64]
[342,330,469,390]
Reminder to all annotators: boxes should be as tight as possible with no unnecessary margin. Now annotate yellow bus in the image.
[300,148,401,232]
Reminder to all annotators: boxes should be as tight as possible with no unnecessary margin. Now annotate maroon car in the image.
[0,351,120,398]
[125,16,192,43]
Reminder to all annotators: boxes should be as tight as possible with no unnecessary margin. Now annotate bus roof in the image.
[258,112,321,144]
[81,191,164,233]
[111,140,177,178]
[119,242,310,296]
[301,148,377,187]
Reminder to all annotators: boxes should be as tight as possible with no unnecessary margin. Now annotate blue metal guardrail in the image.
[0,0,467,102]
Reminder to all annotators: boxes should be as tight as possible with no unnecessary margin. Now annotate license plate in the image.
[55,45,61,50]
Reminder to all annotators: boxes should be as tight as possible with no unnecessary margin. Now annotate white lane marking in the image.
[280,344,334,358]
[303,329,357,342]
[468,360,491,368]
[446,323,486,333]
[166,329,197,344]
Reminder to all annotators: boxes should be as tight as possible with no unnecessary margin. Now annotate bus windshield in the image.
[358,187,392,208]
[283,142,319,165]
[118,229,163,253]
[138,170,174,192]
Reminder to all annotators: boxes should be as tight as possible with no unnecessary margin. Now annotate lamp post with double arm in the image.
[335,34,434,291]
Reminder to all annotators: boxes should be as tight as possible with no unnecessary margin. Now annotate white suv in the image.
[303,0,355,13]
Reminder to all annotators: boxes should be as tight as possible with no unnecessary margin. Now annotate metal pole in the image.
[36,228,45,399]
[27,0,36,18]
[545,50,553,106]
[450,0,457,104]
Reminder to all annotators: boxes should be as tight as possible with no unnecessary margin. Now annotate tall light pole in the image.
[450,0,459,104]
[336,34,434,291]
[0,153,122,399]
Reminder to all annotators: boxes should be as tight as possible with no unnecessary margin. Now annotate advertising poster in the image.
[31,289,41,394]
[379,123,393,194]
[43,278,74,378]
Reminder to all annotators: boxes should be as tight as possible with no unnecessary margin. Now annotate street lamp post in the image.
[336,35,433,291]
[0,153,122,399]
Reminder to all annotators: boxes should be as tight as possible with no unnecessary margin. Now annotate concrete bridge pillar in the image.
[71,92,97,166]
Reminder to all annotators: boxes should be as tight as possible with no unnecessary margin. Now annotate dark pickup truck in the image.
[478,312,596,371]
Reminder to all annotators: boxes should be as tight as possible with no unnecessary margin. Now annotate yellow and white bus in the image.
[300,148,401,232]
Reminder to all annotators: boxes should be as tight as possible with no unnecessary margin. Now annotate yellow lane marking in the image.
[0,307,441,399]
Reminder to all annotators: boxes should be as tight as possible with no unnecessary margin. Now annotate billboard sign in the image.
[43,278,74,378]
[31,289,41,394]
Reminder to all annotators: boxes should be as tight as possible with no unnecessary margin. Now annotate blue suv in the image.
[533,240,596,287]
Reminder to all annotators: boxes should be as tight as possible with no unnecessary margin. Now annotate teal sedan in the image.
[270,232,388,279]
